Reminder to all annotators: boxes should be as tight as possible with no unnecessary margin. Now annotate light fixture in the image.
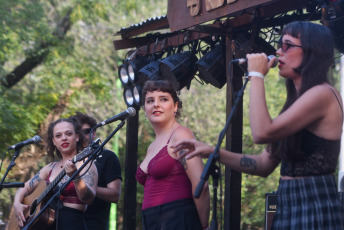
[118,64,130,86]
[118,52,151,108]
[231,33,276,76]
[123,84,142,107]
[126,56,150,84]
[196,44,226,89]
[123,87,134,106]
[321,0,344,53]
[159,51,198,90]
[138,60,161,84]
[132,84,141,105]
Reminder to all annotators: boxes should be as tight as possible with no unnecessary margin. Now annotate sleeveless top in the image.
[280,129,341,177]
[47,162,84,204]
[135,131,193,210]
[281,88,343,177]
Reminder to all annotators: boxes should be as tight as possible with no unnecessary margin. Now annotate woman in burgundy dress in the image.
[136,80,210,230]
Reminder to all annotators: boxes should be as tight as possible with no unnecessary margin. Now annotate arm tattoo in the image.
[240,155,257,173]
[29,172,42,188]
[80,168,96,201]
[179,150,188,170]
[82,168,96,188]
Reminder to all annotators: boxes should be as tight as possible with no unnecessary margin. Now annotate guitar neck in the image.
[36,168,66,204]
[35,149,89,205]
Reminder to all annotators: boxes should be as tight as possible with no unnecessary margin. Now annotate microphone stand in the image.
[0,148,25,192]
[23,120,126,230]
[194,75,250,230]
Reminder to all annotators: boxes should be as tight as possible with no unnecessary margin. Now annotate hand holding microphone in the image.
[246,53,278,79]
[232,53,278,79]
[232,54,278,68]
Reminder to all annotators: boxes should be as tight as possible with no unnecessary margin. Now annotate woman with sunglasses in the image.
[12,118,98,230]
[172,21,343,229]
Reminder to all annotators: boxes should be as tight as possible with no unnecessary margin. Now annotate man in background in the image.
[70,112,122,230]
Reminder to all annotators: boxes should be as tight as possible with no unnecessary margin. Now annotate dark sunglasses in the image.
[82,128,91,135]
[278,42,303,52]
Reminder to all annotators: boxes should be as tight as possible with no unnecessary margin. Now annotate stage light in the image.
[133,84,141,105]
[123,85,142,107]
[321,0,344,53]
[138,60,161,84]
[118,64,130,86]
[127,56,150,84]
[196,44,226,89]
[159,51,198,90]
[231,33,276,77]
[123,87,134,106]
[118,53,151,109]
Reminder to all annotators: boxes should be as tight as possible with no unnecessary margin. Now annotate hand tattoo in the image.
[240,155,257,174]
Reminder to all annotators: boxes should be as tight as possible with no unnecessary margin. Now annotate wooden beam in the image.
[114,31,211,52]
[167,0,275,32]
[167,0,309,32]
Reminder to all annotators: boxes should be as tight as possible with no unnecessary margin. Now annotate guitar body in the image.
[7,181,56,230]
[6,146,94,230]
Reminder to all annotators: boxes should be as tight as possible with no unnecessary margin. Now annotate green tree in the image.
[0,0,167,227]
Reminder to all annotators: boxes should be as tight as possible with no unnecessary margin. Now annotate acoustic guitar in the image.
[6,146,94,230]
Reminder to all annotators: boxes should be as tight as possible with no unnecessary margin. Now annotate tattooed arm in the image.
[218,148,280,177]
[172,139,280,178]
[13,163,52,227]
[71,161,98,205]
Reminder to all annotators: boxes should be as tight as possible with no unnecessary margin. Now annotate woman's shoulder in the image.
[41,162,56,170]
[302,83,340,104]
[307,83,338,94]
[38,162,57,178]
[171,125,194,142]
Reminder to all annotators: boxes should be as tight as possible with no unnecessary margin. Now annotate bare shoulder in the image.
[300,84,342,107]
[39,162,55,178]
[171,125,194,142]
[307,84,340,97]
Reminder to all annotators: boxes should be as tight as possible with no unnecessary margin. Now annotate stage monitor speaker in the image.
[265,192,277,230]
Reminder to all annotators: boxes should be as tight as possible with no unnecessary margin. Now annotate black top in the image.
[85,149,122,230]
[280,129,341,177]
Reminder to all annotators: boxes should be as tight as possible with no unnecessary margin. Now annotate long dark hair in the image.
[46,118,85,159]
[141,80,183,119]
[271,21,335,161]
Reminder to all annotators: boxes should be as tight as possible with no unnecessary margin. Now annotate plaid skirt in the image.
[271,174,344,230]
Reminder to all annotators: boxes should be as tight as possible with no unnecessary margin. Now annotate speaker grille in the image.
[265,192,277,230]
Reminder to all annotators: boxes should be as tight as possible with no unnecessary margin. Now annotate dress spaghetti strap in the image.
[47,162,58,182]
[329,87,344,120]
[166,125,181,145]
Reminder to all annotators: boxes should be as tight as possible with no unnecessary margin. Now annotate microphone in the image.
[232,55,278,68]
[7,135,42,150]
[94,107,136,128]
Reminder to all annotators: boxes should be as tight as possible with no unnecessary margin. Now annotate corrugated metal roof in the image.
[116,15,169,36]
